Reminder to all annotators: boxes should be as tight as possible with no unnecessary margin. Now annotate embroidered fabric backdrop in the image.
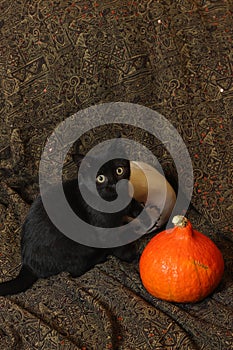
[0,1,232,349]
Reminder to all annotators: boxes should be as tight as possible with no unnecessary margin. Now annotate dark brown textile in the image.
[0,1,232,349]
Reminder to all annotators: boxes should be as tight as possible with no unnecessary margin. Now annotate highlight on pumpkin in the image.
[139,216,224,303]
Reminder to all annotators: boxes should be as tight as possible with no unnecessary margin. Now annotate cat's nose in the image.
[107,184,116,191]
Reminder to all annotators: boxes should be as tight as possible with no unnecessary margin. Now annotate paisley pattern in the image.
[0,1,232,349]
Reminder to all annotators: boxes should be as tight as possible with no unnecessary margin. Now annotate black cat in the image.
[0,139,148,296]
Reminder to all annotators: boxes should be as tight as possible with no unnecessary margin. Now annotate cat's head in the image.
[94,157,130,201]
[74,137,130,202]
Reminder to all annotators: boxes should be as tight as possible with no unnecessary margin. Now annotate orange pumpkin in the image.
[139,215,224,303]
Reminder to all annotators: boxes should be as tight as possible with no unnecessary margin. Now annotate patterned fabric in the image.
[0,1,232,349]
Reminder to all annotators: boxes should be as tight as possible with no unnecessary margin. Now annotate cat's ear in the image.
[115,132,122,139]
[108,133,123,153]
[73,153,94,170]
[108,133,122,150]
[72,153,85,168]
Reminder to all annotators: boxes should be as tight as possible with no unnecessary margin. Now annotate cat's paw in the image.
[135,207,153,232]
[143,204,161,231]
[130,199,144,218]
[129,205,161,236]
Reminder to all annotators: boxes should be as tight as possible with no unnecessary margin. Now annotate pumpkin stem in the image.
[172,215,188,228]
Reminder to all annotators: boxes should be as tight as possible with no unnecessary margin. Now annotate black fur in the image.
[0,139,145,296]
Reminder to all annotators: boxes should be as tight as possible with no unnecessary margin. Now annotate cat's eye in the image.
[96,174,106,184]
[116,167,124,176]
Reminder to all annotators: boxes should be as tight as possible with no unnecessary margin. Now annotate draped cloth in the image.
[0,1,232,349]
